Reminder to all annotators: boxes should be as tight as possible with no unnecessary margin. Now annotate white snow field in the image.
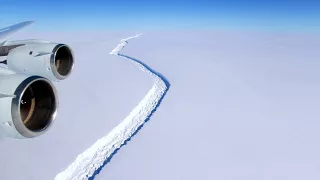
[94,31,320,180]
[1,30,320,180]
[55,34,170,180]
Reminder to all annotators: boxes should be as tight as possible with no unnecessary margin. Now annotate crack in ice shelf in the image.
[55,34,170,180]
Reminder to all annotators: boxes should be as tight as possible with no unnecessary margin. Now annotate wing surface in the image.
[0,21,34,45]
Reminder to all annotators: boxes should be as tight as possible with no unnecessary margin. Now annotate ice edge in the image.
[55,34,170,180]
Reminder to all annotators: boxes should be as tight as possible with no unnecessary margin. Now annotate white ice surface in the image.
[1,31,320,180]
[55,34,169,180]
[95,31,320,180]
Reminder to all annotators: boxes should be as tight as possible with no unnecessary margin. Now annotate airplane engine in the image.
[6,43,74,81]
[0,74,58,139]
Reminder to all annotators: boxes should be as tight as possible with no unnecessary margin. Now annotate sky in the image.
[0,0,319,31]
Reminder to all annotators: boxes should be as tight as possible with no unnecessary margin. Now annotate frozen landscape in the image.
[1,29,320,180]
[55,33,170,179]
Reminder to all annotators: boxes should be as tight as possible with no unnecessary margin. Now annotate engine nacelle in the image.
[0,74,58,139]
[7,43,74,81]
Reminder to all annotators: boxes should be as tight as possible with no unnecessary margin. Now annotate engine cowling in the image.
[6,43,74,81]
[0,74,58,138]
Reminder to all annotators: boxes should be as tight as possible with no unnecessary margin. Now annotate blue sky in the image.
[0,0,319,31]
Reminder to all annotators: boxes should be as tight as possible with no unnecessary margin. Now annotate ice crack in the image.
[55,34,170,180]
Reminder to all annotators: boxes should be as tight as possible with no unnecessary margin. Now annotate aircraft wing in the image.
[0,21,34,45]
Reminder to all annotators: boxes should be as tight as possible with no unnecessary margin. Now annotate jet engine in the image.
[6,43,74,81]
[0,74,58,139]
[0,21,74,139]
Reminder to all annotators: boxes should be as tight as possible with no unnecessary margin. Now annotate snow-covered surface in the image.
[94,31,320,180]
[55,34,169,180]
[1,31,320,180]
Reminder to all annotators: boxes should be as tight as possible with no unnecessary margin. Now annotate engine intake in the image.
[51,44,74,80]
[11,76,58,138]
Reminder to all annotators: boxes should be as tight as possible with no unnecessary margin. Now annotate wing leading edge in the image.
[0,21,34,45]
